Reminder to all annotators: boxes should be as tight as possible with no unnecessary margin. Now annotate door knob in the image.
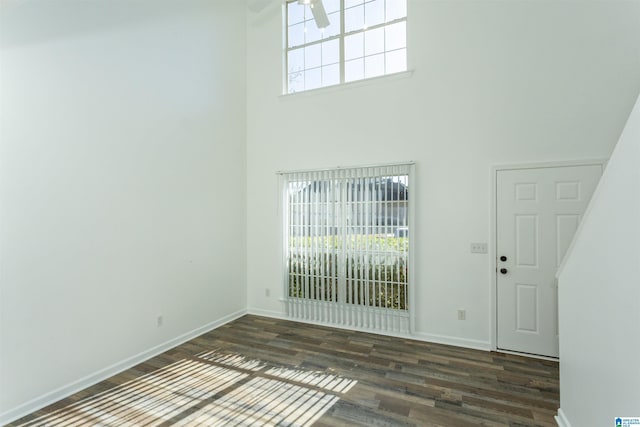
[500,255,507,262]
[500,268,508,275]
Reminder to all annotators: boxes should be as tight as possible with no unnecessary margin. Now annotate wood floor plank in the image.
[8,315,559,426]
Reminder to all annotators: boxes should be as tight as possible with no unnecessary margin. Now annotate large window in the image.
[281,163,412,333]
[285,0,407,93]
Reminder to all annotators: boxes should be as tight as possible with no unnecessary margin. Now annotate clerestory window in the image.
[285,0,407,94]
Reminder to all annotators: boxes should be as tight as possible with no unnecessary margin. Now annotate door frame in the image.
[490,159,607,357]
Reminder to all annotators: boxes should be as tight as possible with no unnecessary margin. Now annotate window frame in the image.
[284,0,408,94]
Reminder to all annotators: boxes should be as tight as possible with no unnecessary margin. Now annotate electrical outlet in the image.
[457,309,466,320]
[470,243,488,254]
[265,288,271,297]
[157,315,163,327]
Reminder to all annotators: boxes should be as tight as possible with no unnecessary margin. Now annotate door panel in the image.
[496,164,602,357]
[515,284,538,332]
[515,215,538,267]
[556,215,580,266]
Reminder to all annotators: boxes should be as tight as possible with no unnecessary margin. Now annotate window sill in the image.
[279,69,414,100]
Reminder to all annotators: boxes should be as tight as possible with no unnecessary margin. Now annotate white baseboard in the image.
[247,307,287,320]
[0,309,247,426]
[555,408,572,427]
[496,348,559,361]
[247,308,491,351]
[411,331,491,351]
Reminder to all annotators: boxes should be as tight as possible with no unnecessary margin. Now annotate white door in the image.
[496,164,602,357]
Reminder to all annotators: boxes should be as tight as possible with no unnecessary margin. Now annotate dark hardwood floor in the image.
[8,315,559,426]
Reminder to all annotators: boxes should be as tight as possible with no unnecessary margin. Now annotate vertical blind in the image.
[281,163,413,334]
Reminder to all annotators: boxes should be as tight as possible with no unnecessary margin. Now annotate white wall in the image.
[0,0,247,420]
[556,94,640,427]
[246,1,640,347]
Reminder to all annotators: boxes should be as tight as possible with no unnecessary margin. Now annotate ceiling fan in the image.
[297,0,330,29]
[248,0,330,29]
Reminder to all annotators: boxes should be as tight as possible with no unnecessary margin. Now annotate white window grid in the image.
[285,0,407,93]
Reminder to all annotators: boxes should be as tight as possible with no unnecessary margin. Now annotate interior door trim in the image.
[489,159,608,355]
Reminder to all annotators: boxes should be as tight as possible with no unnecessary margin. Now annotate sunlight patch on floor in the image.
[16,350,356,426]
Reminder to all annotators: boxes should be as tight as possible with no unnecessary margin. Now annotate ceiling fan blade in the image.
[310,0,330,29]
